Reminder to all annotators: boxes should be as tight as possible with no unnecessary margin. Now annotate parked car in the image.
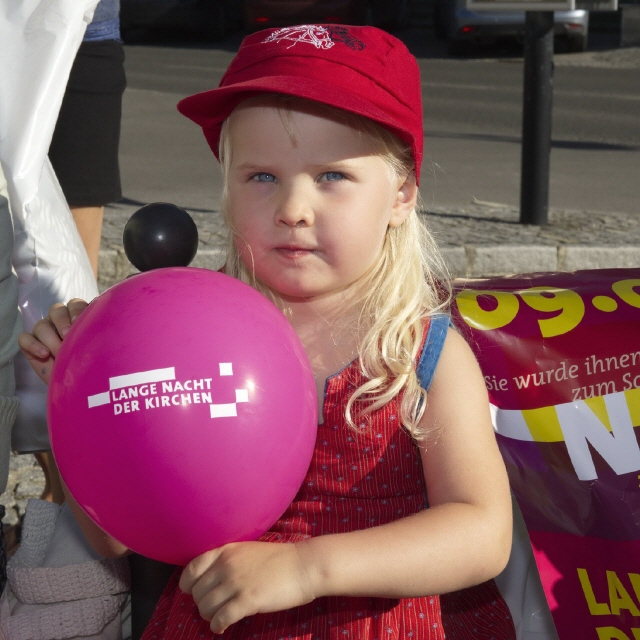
[242,0,410,32]
[433,0,589,53]
[120,0,243,41]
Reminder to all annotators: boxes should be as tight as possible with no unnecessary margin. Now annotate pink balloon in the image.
[48,268,317,565]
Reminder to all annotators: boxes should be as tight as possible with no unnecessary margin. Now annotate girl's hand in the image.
[179,541,317,634]
[17,298,89,385]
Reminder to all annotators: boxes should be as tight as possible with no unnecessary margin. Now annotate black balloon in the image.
[123,202,199,271]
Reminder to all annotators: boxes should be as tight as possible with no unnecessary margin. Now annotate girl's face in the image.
[225,101,416,304]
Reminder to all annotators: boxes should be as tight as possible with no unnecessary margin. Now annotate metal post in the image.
[520,11,554,225]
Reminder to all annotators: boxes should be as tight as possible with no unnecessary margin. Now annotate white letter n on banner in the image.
[556,392,640,481]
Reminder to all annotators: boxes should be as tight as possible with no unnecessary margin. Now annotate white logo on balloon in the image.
[86,363,249,418]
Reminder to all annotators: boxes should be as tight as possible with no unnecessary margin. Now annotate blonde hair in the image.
[218,95,451,439]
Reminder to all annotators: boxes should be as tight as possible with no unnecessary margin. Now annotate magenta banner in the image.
[452,269,640,640]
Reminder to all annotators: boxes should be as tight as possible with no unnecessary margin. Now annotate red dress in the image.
[142,317,515,639]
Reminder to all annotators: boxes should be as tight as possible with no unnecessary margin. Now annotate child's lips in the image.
[275,245,317,259]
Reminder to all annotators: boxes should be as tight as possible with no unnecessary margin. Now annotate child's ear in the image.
[389,174,418,228]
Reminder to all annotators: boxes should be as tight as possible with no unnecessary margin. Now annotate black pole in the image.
[520,11,554,225]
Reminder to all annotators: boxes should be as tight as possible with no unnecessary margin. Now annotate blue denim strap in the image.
[416,314,451,392]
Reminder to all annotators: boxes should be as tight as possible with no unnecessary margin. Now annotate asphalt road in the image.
[119,28,640,216]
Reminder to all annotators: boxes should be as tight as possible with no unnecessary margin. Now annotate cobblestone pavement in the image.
[1,456,44,527]
[541,44,640,68]
[102,199,640,251]
[98,197,640,290]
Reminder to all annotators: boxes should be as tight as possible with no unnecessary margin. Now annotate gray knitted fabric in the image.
[1,500,130,640]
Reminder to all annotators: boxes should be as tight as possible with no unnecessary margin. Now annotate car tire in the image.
[565,33,588,53]
[200,1,226,41]
[370,0,410,31]
[433,0,448,39]
[448,38,471,56]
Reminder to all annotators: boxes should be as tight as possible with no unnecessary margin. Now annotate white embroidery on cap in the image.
[263,25,335,49]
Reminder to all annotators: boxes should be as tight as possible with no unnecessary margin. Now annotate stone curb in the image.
[98,244,640,289]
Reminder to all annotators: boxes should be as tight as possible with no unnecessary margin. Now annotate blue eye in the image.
[322,172,345,182]
[251,173,276,183]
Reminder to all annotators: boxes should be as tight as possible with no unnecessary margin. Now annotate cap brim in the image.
[178,75,414,163]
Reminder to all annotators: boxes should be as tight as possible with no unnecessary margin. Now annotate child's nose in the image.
[275,185,314,228]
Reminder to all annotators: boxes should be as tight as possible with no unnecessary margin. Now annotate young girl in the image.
[20,25,515,639]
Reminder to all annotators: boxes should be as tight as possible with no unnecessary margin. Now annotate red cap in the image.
[177,25,424,182]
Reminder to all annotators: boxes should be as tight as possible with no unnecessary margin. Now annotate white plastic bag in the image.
[0,0,100,451]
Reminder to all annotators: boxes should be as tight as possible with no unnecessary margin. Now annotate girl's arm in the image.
[301,328,513,594]
[18,300,131,558]
[180,328,513,633]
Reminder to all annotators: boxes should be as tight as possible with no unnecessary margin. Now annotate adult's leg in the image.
[70,205,105,279]
[49,39,126,282]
